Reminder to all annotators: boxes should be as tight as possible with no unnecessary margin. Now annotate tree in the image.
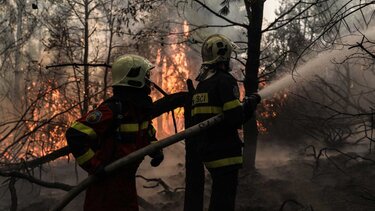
[173,0,375,171]
[262,0,375,147]
[1,0,374,210]
[0,0,186,209]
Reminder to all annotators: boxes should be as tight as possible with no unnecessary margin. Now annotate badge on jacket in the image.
[86,110,102,123]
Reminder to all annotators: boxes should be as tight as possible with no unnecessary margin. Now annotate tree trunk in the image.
[83,0,90,114]
[103,26,113,100]
[103,2,115,100]
[242,0,264,172]
[13,0,24,107]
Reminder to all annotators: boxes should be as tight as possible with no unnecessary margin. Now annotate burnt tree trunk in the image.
[242,0,264,172]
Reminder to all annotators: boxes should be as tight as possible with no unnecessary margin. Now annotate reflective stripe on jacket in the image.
[190,71,244,169]
[65,98,157,173]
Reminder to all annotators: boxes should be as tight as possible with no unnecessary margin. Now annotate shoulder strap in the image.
[103,97,126,141]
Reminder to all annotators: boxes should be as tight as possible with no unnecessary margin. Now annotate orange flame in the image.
[257,83,288,134]
[151,21,190,138]
[0,78,81,162]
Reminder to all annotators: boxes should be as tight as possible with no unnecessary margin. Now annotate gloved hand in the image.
[184,79,195,127]
[186,79,195,95]
[149,150,164,167]
[243,93,261,121]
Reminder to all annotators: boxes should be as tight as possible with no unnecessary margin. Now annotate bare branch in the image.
[46,63,111,69]
[192,0,247,28]
[0,170,73,191]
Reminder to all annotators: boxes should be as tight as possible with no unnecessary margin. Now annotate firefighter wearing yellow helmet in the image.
[184,35,261,211]
[66,54,164,211]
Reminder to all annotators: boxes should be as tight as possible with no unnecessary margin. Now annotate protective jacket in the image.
[184,70,244,211]
[190,71,244,168]
[66,95,157,211]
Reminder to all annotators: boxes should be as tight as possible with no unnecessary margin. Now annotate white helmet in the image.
[111,54,154,88]
[201,34,233,65]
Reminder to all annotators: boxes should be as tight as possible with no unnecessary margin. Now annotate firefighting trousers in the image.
[184,151,205,211]
[84,166,139,211]
[184,143,239,211]
[208,167,239,211]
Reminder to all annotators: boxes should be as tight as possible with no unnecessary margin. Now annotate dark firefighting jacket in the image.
[66,96,157,174]
[190,71,244,169]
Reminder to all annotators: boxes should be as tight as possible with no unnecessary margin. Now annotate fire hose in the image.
[51,113,224,211]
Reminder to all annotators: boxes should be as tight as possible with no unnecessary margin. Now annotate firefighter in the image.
[65,54,164,211]
[184,34,261,211]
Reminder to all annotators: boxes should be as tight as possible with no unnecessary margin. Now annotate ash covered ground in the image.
[1,138,375,211]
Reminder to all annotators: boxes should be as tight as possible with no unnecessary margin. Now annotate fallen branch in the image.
[0,169,156,210]
[279,199,313,211]
[0,170,73,191]
[136,175,184,194]
[305,145,375,176]
[0,147,70,172]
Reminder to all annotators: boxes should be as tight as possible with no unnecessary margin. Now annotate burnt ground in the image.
[236,147,375,211]
[1,139,375,211]
[140,140,375,211]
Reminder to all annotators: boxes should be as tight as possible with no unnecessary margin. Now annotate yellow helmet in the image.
[201,34,233,65]
[111,54,154,88]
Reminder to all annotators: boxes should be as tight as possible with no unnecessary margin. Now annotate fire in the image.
[238,80,287,134]
[25,80,77,157]
[1,20,193,162]
[151,21,191,138]
[0,77,80,162]
[256,81,288,134]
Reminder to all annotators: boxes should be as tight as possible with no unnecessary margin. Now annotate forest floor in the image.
[1,137,375,211]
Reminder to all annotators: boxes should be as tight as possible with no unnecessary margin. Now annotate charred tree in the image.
[242,0,264,172]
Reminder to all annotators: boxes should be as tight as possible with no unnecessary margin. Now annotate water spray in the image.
[258,28,375,100]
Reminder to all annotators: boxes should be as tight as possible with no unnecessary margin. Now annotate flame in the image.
[238,80,287,134]
[0,78,80,162]
[1,21,192,161]
[151,21,190,138]
[256,82,288,134]
[23,80,78,158]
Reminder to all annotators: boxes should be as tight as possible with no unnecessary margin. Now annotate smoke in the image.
[259,27,375,100]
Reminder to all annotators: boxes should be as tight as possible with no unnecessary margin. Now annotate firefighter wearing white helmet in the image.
[196,34,234,81]
[201,34,233,65]
[111,54,154,88]
[184,35,261,211]
[66,54,164,211]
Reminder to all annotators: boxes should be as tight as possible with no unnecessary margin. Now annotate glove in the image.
[186,79,195,94]
[184,79,195,127]
[149,150,164,167]
[243,93,261,120]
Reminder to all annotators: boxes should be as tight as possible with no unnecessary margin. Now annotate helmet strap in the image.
[213,61,231,72]
[196,65,216,82]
